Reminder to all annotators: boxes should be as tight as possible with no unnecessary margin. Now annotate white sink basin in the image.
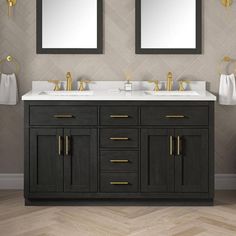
[39,91,94,96]
[145,91,200,96]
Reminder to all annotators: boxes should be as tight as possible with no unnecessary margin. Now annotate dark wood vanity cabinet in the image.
[24,101,214,205]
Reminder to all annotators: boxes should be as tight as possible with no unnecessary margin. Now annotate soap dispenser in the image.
[124,71,132,91]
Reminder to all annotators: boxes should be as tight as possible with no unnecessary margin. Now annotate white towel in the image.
[219,74,236,105]
[0,73,18,105]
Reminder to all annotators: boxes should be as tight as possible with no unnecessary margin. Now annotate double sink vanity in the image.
[23,76,216,205]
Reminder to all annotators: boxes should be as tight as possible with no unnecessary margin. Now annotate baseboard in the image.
[0,174,24,190]
[0,174,235,190]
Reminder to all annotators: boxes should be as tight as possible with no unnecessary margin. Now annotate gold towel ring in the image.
[218,56,236,75]
[0,55,19,74]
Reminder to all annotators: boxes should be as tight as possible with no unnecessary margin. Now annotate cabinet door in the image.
[175,129,209,193]
[141,129,174,192]
[64,129,97,192]
[30,129,63,193]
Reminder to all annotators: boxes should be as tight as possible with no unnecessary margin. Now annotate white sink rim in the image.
[38,91,94,96]
[144,91,200,96]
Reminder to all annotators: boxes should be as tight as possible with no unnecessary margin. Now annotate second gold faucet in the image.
[66,72,73,91]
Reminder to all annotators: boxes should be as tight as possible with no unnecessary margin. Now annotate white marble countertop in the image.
[22,81,217,101]
[22,90,216,101]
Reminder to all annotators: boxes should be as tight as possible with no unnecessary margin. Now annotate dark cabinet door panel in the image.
[174,129,209,193]
[141,129,174,193]
[64,129,97,192]
[30,129,63,193]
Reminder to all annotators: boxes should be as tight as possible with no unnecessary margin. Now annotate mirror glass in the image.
[136,0,201,54]
[37,0,103,54]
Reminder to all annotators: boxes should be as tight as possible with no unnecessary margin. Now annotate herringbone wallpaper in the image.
[0,0,236,173]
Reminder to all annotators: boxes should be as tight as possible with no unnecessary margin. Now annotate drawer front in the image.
[100,129,139,148]
[141,106,208,126]
[100,106,138,125]
[100,151,138,172]
[30,106,98,126]
[100,173,138,193]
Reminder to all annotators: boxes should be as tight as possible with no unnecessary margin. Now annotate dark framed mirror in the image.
[37,0,103,54]
[136,0,202,54]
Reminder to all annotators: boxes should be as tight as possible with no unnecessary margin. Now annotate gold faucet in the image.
[66,72,73,91]
[178,80,189,91]
[148,80,159,92]
[48,80,61,91]
[166,72,173,91]
[78,79,91,91]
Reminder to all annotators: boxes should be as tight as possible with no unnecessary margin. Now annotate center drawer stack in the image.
[99,106,139,193]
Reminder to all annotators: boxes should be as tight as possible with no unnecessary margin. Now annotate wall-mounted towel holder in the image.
[0,55,19,74]
[218,56,236,75]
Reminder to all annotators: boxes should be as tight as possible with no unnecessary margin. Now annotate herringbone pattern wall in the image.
[0,0,236,173]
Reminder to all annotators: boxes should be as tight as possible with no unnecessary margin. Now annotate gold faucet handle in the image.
[48,80,61,91]
[148,80,159,92]
[78,79,91,91]
[178,80,189,91]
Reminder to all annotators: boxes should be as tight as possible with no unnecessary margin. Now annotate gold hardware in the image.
[110,137,129,141]
[110,115,129,118]
[7,0,16,17]
[48,80,61,91]
[170,136,174,156]
[221,0,232,7]
[65,136,70,156]
[165,115,185,118]
[78,79,91,91]
[218,56,236,75]
[53,114,73,118]
[66,72,73,91]
[110,160,129,163]
[110,182,129,185]
[178,80,189,91]
[58,136,62,156]
[148,80,159,92]
[0,55,19,74]
[166,72,173,91]
[177,136,181,156]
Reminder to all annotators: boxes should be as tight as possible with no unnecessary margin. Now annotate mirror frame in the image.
[135,0,202,54]
[36,0,103,54]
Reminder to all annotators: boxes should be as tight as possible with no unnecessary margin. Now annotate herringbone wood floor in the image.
[0,191,236,236]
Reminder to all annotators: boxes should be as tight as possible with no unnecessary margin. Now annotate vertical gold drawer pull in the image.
[177,136,182,156]
[110,137,129,141]
[110,115,129,118]
[110,160,129,163]
[170,136,174,156]
[110,182,129,185]
[165,115,185,118]
[58,136,63,156]
[65,136,70,156]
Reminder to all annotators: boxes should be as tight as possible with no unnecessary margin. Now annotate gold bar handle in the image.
[110,182,129,185]
[65,136,70,156]
[166,115,185,118]
[110,160,129,163]
[109,137,129,141]
[177,136,181,156]
[58,136,63,156]
[53,115,73,119]
[110,115,129,118]
[170,136,174,156]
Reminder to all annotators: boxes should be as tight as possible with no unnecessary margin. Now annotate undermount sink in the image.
[144,91,200,96]
[39,91,94,96]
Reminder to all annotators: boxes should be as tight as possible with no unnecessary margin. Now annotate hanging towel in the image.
[0,73,18,105]
[219,74,236,105]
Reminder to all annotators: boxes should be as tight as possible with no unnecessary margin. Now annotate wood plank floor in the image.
[0,191,236,236]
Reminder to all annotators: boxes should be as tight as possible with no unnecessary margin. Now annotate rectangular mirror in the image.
[136,0,202,54]
[37,0,103,54]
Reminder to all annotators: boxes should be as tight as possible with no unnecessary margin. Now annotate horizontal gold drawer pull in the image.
[109,137,129,141]
[165,115,185,118]
[110,182,129,185]
[110,115,129,118]
[53,114,73,118]
[110,160,129,163]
